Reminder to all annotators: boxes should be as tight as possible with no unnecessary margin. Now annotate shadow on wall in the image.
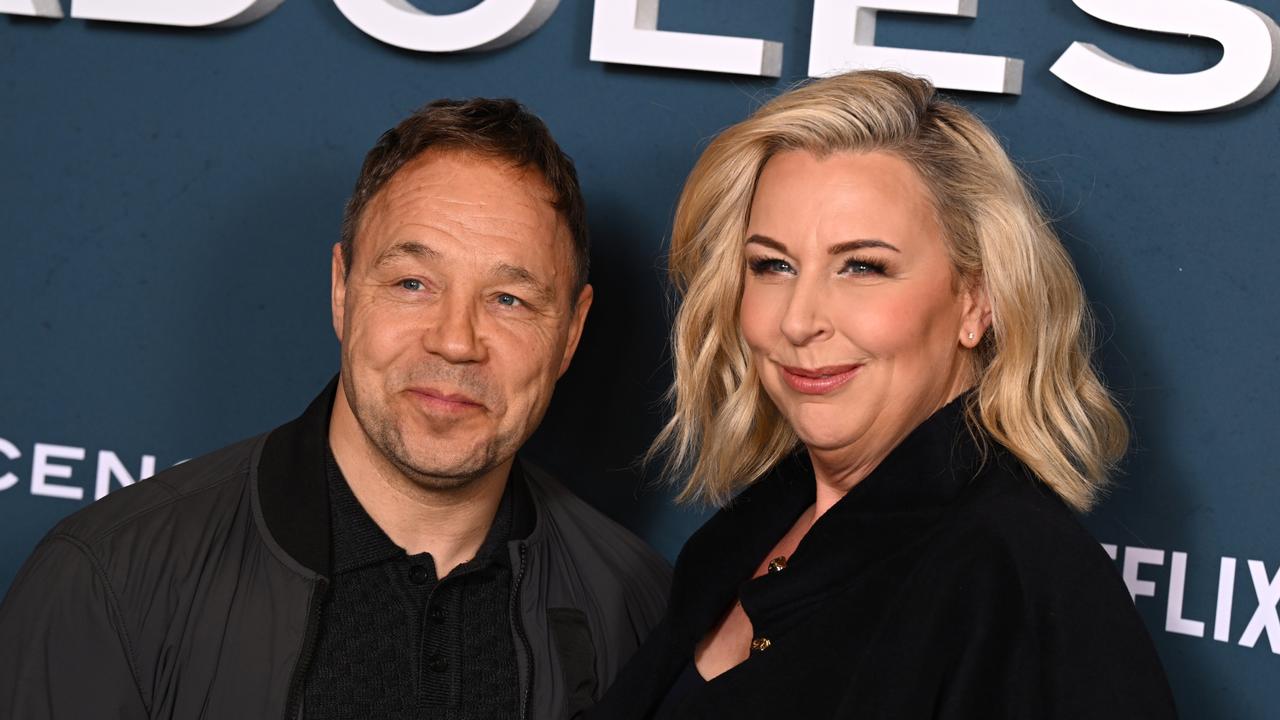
[525,189,714,562]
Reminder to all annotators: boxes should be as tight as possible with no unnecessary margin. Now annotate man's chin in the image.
[391,444,503,487]
[403,472,483,492]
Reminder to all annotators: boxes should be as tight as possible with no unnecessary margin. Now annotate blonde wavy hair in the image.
[653,70,1128,512]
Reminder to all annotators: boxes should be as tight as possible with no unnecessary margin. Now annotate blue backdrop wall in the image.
[3,1,1278,715]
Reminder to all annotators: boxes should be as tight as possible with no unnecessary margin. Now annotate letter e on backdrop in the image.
[590,0,783,76]
[808,0,1023,94]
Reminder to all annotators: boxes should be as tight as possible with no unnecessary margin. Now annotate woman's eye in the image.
[843,258,887,276]
[496,293,524,308]
[400,278,424,291]
[748,257,794,275]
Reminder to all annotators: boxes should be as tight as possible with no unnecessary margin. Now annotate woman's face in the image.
[740,150,988,467]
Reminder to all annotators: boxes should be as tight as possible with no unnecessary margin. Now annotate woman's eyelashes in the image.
[746,255,890,277]
[748,256,795,275]
[840,256,889,276]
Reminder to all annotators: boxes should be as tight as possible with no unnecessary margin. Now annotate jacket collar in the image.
[667,393,988,644]
[254,377,338,577]
[252,376,535,578]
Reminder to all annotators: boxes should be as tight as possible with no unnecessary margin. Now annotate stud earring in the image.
[967,332,976,341]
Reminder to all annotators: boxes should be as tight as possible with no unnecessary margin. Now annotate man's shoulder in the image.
[49,433,266,549]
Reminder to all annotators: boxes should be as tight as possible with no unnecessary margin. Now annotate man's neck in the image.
[328,391,512,577]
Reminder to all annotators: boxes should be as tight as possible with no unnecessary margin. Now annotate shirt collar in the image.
[324,446,522,575]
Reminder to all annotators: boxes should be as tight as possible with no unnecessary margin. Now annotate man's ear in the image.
[558,283,594,378]
[959,275,993,348]
[331,243,347,342]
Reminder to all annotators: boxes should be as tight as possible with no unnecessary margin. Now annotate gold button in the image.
[750,637,772,652]
[767,556,788,573]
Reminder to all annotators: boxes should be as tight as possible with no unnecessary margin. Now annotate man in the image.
[0,98,671,719]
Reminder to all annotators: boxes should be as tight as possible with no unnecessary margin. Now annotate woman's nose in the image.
[779,276,832,346]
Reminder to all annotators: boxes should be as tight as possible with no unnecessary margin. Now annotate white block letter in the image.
[1051,0,1280,112]
[1239,560,1280,653]
[1165,552,1206,637]
[70,0,282,27]
[334,0,559,53]
[0,437,20,492]
[31,443,85,501]
[1102,543,1119,560]
[94,450,156,500]
[0,0,63,18]
[590,0,782,77]
[1214,557,1237,642]
[808,0,1023,94]
[1122,546,1165,602]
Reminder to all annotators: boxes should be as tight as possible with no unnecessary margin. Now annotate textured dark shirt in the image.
[302,450,520,719]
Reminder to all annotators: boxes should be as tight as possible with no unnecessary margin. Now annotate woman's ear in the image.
[959,275,992,348]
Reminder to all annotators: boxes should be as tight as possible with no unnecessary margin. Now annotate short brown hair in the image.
[340,98,590,291]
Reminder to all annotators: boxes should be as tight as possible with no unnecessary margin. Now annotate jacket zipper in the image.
[283,576,329,720]
[510,542,534,720]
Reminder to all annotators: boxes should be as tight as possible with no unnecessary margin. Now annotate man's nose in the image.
[425,293,487,364]
[779,275,833,347]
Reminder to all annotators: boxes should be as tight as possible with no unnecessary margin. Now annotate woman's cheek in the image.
[739,282,786,350]
[838,287,934,354]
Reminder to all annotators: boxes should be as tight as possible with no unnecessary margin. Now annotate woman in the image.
[591,71,1177,718]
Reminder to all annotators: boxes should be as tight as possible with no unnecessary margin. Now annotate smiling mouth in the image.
[406,387,486,414]
[778,364,862,395]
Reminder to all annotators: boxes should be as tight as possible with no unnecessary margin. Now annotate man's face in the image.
[331,150,592,489]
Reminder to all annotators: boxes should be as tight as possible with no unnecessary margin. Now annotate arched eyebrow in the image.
[745,234,900,254]
[745,234,788,253]
[828,239,900,254]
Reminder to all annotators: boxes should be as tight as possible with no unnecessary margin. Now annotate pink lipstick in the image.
[779,364,862,395]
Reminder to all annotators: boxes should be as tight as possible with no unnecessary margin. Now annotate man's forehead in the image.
[364,152,552,231]
[384,148,553,205]
[360,152,567,255]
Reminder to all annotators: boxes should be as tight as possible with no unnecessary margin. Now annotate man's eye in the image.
[400,279,424,291]
[496,293,524,308]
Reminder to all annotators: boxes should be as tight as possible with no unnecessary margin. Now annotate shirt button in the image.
[429,606,447,624]
[408,565,430,585]
[750,637,772,652]
[428,654,449,673]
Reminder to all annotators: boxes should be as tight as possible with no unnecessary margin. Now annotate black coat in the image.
[0,379,671,720]
[591,398,1177,719]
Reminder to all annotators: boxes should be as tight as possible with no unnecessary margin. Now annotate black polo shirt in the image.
[302,450,523,719]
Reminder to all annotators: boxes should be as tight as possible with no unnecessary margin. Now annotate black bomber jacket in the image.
[0,379,671,719]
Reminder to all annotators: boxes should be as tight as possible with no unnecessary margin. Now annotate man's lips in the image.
[406,386,486,413]
[778,364,862,395]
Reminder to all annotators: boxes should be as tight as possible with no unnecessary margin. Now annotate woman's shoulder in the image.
[923,451,1125,598]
